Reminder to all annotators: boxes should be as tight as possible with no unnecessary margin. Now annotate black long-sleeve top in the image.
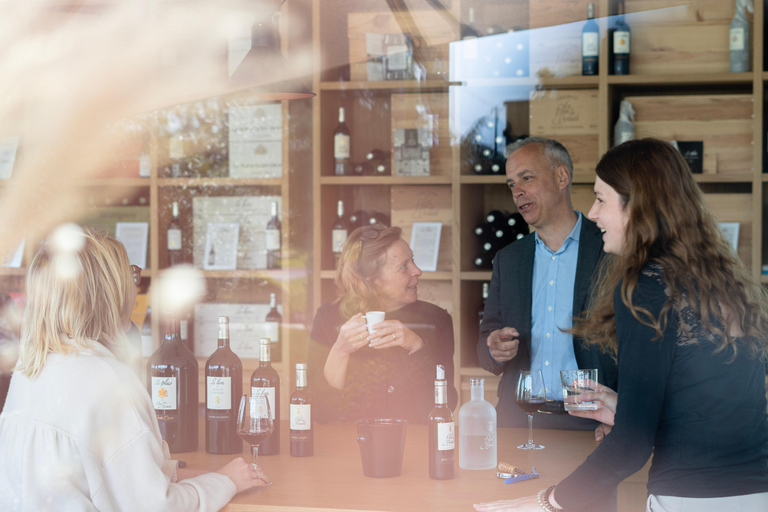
[306,300,458,424]
[556,264,768,510]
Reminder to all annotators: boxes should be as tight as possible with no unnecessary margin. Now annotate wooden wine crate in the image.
[625,94,754,174]
[625,0,734,75]
[528,89,599,181]
[390,92,451,177]
[417,281,454,317]
[390,185,453,272]
[529,0,600,77]
[703,192,753,270]
[347,11,457,81]
[528,0,735,77]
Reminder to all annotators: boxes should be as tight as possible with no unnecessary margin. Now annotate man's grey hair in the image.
[504,136,574,180]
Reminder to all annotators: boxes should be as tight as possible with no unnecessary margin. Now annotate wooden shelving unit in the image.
[311,0,768,409]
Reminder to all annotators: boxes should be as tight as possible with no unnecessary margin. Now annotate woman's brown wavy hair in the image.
[335,223,403,319]
[574,138,768,359]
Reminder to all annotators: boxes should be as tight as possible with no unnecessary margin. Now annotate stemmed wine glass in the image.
[237,394,274,484]
[515,369,546,450]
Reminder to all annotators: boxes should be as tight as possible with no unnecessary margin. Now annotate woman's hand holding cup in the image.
[333,313,370,356]
[368,319,424,354]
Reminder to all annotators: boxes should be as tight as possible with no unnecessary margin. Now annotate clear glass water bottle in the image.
[458,378,497,470]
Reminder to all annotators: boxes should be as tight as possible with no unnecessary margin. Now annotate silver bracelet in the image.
[536,486,564,512]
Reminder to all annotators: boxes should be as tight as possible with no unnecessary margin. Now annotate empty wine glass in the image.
[237,394,274,484]
[515,369,546,450]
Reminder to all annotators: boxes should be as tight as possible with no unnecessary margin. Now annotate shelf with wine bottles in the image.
[608,72,754,86]
[157,177,283,188]
[320,80,458,91]
[460,271,493,281]
[78,177,152,187]
[319,176,453,185]
[458,76,600,89]
[198,270,286,279]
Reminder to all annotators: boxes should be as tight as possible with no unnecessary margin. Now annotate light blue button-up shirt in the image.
[530,212,582,399]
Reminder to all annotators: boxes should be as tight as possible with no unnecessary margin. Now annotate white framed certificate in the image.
[718,222,740,253]
[2,239,24,268]
[410,222,442,272]
[115,222,149,269]
[0,137,19,179]
[203,222,240,270]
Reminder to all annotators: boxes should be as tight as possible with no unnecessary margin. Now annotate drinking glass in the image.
[237,394,274,484]
[515,369,545,450]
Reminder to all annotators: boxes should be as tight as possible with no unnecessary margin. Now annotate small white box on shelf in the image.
[393,128,431,176]
[194,302,282,359]
[228,104,283,178]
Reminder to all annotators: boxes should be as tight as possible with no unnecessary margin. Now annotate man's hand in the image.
[487,327,520,363]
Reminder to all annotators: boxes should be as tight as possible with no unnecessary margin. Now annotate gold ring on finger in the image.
[359,334,364,342]
[392,333,396,339]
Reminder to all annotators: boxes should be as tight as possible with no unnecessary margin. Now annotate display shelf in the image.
[0,268,26,276]
[608,72,754,87]
[459,76,600,89]
[320,80,459,91]
[460,271,494,281]
[78,178,151,187]
[319,176,453,186]
[157,178,283,188]
[198,269,286,279]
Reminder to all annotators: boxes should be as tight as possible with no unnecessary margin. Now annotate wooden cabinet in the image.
[311,0,768,409]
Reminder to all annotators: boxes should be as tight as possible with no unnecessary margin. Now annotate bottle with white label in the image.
[251,338,280,455]
[167,201,183,266]
[458,378,497,470]
[205,316,242,454]
[265,293,282,363]
[266,201,282,269]
[730,0,753,72]
[582,3,599,76]
[290,363,313,457]
[429,365,455,480]
[147,312,198,453]
[332,200,349,268]
[334,107,351,176]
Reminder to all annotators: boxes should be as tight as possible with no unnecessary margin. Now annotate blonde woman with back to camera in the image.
[0,226,268,511]
[474,138,768,512]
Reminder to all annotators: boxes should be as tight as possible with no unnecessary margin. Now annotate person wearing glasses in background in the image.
[0,227,268,511]
[307,223,458,423]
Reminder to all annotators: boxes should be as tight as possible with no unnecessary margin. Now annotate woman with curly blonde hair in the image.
[307,223,457,423]
[475,138,768,512]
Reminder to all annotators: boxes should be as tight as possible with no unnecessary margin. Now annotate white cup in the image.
[361,311,385,335]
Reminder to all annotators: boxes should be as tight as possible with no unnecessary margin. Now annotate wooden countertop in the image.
[181,420,649,512]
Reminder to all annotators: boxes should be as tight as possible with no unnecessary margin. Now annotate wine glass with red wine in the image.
[515,369,546,450]
[237,394,274,482]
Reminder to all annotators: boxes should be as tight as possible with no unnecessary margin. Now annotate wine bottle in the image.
[428,365,455,480]
[147,313,199,453]
[205,316,243,454]
[251,338,280,455]
[366,149,390,175]
[334,107,351,176]
[730,0,753,73]
[265,293,282,363]
[290,363,313,457]
[611,1,630,75]
[582,3,599,76]
[266,201,281,269]
[141,306,153,357]
[478,282,489,329]
[485,210,509,230]
[167,201,183,266]
[473,254,493,270]
[458,378,497,470]
[332,200,349,268]
[139,130,151,178]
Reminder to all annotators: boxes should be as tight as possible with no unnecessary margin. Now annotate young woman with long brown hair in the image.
[475,138,768,512]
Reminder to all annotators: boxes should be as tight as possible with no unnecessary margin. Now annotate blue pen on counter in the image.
[500,467,540,484]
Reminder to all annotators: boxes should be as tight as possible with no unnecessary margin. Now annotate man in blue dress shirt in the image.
[477,137,618,431]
